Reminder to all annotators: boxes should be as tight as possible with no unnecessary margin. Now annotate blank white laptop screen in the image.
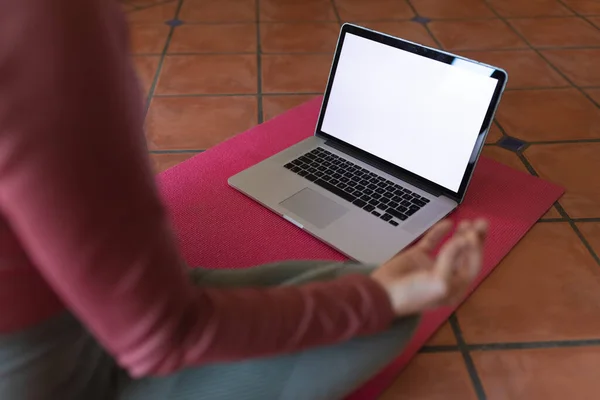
[321,33,498,192]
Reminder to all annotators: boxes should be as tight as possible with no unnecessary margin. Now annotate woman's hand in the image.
[371,219,488,317]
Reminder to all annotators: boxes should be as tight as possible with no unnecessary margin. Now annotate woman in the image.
[0,1,487,399]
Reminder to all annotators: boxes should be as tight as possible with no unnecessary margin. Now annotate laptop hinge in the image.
[323,139,445,198]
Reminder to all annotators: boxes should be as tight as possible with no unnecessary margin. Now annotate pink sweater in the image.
[0,0,394,378]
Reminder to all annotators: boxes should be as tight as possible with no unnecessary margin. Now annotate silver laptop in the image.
[229,23,508,265]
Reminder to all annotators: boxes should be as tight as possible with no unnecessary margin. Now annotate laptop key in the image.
[372,211,381,217]
[284,163,294,169]
[372,193,382,199]
[388,201,399,208]
[314,179,356,203]
[389,220,399,227]
[364,204,375,212]
[422,197,430,203]
[387,208,407,221]
[338,183,347,189]
[378,205,388,212]
[401,200,411,207]
[412,199,426,207]
[381,214,393,222]
[380,197,390,204]
[391,196,402,203]
[298,170,308,177]
[353,199,367,208]
[306,174,318,182]
[368,198,379,206]
[291,167,300,173]
[361,195,370,202]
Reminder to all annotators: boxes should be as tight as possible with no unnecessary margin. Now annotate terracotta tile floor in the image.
[121,0,600,398]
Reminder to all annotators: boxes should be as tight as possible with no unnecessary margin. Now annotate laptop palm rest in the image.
[280,188,348,229]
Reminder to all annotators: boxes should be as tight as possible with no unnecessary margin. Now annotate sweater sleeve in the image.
[0,0,395,377]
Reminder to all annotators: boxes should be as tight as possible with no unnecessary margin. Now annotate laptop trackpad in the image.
[280,188,348,229]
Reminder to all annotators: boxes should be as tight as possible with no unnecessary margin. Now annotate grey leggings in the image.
[0,262,419,400]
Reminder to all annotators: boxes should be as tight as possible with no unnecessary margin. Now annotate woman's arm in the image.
[0,0,394,377]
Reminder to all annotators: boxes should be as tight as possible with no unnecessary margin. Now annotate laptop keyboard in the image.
[284,147,430,227]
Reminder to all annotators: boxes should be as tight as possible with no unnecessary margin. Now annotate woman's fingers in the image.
[416,219,453,253]
[433,234,468,281]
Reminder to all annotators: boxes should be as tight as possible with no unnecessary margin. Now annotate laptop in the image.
[229,23,508,265]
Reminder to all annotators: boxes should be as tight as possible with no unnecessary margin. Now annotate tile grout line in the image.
[256,0,264,124]
[422,338,600,353]
[482,3,600,110]
[142,0,184,117]
[329,0,342,24]
[554,0,600,33]
[449,315,488,400]
[405,0,445,49]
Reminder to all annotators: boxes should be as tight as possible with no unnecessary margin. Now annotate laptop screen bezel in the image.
[314,23,508,203]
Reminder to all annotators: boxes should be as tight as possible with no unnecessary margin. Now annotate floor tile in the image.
[261,54,332,93]
[428,20,526,51]
[526,143,600,218]
[457,223,600,343]
[495,89,600,141]
[353,21,439,47]
[126,2,177,23]
[410,0,495,19]
[128,24,170,54]
[487,0,573,17]
[425,321,457,346]
[379,353,477,400]
[586,88,600,105]
[577,222,600,256]
[459,50,568,89]
[260,22,341,53]
[473,347,600,400]
[168,24,257,53]
[486,122,503,144]
[179,0,256,23]
[132,56,160,95]
[156,55,257,95]
[146,96,258,150]
[150,152,197,173]
[508,17,600,48]
[333,0,414,21]
[561,0,600,15]
[259,0,337,21]
[481,147,528,172]
[542,49,600,87]
[262,94,319,121]
[542,205,562,219]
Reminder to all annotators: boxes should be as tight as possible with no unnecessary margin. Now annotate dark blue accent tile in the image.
[498,136,527,152]
[411,16,431,25]
[166,19,184,27]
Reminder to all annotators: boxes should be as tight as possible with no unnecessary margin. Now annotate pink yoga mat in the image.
[157,98,564,399]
